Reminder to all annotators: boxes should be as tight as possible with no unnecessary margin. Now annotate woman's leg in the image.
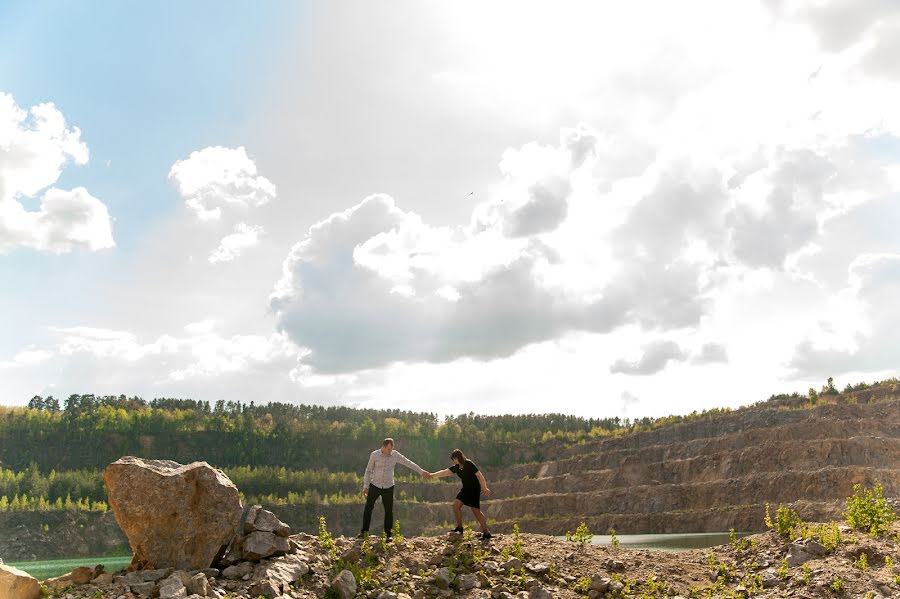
[452,499,464,528]
[470,507,490,533]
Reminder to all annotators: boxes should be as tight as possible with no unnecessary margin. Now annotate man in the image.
[361,437,430,539]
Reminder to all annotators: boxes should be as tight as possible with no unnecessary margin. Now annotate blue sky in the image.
[1,1,899,416]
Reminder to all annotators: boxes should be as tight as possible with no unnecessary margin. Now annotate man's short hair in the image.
[382,438,394,447]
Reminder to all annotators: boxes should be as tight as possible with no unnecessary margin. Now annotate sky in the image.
[1,0,900,418]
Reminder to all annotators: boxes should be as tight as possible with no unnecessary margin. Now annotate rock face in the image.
[0,563,41,599]
[222,504,293,563]
[103,456,242,569]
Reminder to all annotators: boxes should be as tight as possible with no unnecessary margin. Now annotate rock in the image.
[222,562,253,580]
[528,590,552,599]
[526,563,550,575]
[243,531,291,561]
[377,592,398,599]
[500,558,523,571]
[252,556,310,591]
[785,543,815,567]
[605,559,625,572]
[187,573,209,596]
[590,576,611,592]
[94,573,114,586]
[45,566,96,589]
[330,570,357,599]
[432,567,452,589]
[803,540,827,556]
[159,573,190,599]
[104,457,242,570]
[0,564,41,599]
[248,580,280,599]
[129,582,156,598]
[245,505,291,537]
[761,569,779,588]
[458,573,479,590]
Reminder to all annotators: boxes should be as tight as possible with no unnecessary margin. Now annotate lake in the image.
[555,531,750,551]
[7,555,132,581]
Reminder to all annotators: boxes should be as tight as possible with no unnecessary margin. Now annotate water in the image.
[8,555,132,580]
[556,531,750,551]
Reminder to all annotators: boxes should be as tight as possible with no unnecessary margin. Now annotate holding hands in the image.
[421,470,433,479]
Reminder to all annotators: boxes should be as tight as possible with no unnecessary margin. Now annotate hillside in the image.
[2,379,900,560]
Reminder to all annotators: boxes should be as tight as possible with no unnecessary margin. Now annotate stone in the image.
[243,531,291,561]
[432,567,452,589]
[252,556,310,591]
[222,562,252,579]
[458,573,479,590]
[159,573,189,599]
[187,573,210,597]
[245,505,291,537]
[0,564,41,599]
[45,566,96,589]
[104,457,242,570]
[761,569,779,588]
[803,540,827,556]
[500,558,523,571]
[330,570,357,599]
[605,559,625,572]
[94,573,114,586]
[377,592,398,599]
[590,576,611,592]
[785,543,814,567]
[248,580,280,599]
[128,582,156,597]
[526,563,550,575]
[527,590,552,599]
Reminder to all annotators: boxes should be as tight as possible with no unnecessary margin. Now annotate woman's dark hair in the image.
[450,449,467,463]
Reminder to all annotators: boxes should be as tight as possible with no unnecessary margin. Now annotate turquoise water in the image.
[8,555,132,580]
[556,531,749,551]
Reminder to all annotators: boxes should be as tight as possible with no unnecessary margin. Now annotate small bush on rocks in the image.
[845,482,896,537]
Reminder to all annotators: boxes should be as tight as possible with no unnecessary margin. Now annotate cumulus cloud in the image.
[692,342,729,365]
[790,253,900,376]
[0,92,114,254]
[610,340,689,376]
[168,146,276,221]
[209,222,264,264]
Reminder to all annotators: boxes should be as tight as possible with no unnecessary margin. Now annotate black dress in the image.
[450,459,482,509]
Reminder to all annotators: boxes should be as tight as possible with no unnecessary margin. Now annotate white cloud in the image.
[610,340,689,376]
[0,92,114,254]
[168,146,276,221]
[209,222,264,263]
[692,342,729,365]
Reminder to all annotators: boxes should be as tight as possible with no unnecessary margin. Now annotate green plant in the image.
[885,555,894,571]
[845,482,896,537]
[512,523,525,560]
[318,515,337,558]
[729,528,750,552]
[830,577,845,594]
[610,527,620,549]
[777,558,789,580]
[566,521,593,547]
[392,519,404,543]
[774,504,803,539]
[764,503,773,529]
[802,563,811,585]
[855,552,870,571]
[894,574,900,586]
[574,576,591,594]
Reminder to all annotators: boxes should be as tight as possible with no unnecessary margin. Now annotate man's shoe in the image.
[450,526,464,534]
[358,531,369,538]
[384,534,393,543]
[479,532,493,540]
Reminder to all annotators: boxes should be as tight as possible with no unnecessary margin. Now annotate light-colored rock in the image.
[330,570,357,599]
[94,572,114,586]
[243,531,291,561]
[222,562,252,580]
[252,556,309,591]
[500,558,523,571]
[377,592,398,599]
[432,566,452,589]
[245,505,291,537]
[786,543,815,567]
[0,564,41,599]
[590,575,611,592]
[129,582,156,598]
[104,457,242,570]
[45,566,96,589]
[248,580,280,599]
[526,563,550,575]
[159,573,189,599]
[457,573,479,590]
[528,589,552,599]
[187,572,209,597]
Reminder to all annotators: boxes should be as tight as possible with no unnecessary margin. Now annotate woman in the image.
[429,449,493,539]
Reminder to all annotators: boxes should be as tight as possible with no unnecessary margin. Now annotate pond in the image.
[7,555,132,581]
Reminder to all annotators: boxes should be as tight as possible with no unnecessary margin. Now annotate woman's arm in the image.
[429,468,454,478]
[475,471,491,496]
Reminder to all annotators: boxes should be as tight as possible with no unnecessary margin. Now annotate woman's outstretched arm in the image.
[429,468,454,478]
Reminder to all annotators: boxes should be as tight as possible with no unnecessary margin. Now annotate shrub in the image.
[566,521,592,547]
[830,577,844,594]
[844,482,896,537]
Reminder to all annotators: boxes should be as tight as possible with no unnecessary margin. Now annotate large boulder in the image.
[104,456,242,570]
[0,564,41,599]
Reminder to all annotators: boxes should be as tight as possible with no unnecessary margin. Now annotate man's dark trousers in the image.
[361,483,394,535]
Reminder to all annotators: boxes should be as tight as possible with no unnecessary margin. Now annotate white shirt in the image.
[363,449,425,490]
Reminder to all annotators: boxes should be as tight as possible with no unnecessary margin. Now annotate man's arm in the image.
[429,468,454,478]
[476,470,491,496]
[362,452,376,494]
[393,451,426,475]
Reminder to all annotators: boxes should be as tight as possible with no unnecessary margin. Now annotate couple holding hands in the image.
[360,438,493,540]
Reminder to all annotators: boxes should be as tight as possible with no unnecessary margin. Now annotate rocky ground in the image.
[14,522,900,599]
